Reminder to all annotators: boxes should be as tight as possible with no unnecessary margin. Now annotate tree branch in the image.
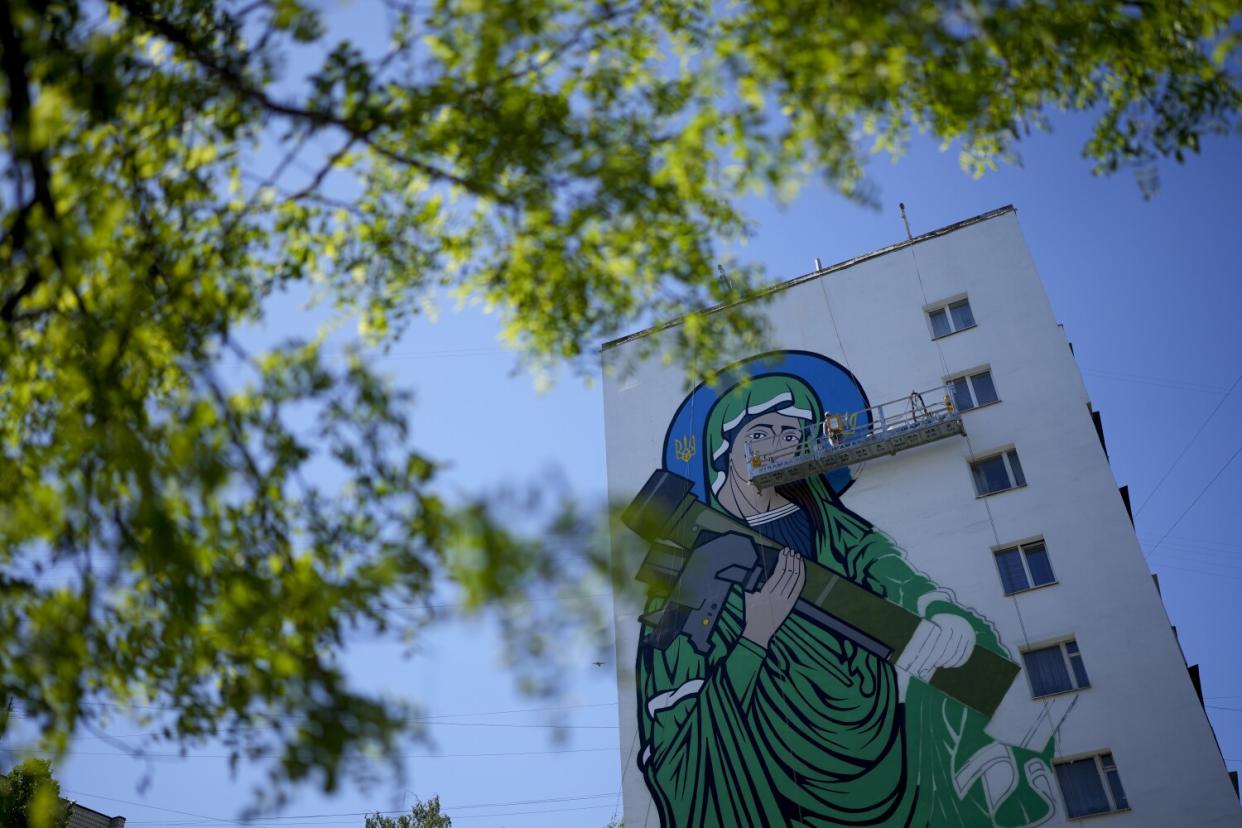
[0,0,63,322]
[286,136,358,204]
[115,0,500,199]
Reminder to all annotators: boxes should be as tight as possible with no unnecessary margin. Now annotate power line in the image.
[1147,544,1242,566]
[116,791,619,826]
[48,700,615,718]
[67,718,619,741]
[1146,541,1242,560]
[61,789,228,824]
[1139,533,1241,551]
[1148,562,1242,584]
[1149,548,1242,569]
[1133,370,1242,517]
[12,700,622,758]
[14,700,617,732]
[16,746,616,761]
[1144,443,1242,561]
[1080,367,1231,395]
[70,794,618,828]
[132,803,617,827]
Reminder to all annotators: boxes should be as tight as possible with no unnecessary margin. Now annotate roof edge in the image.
[601,204,1016,352]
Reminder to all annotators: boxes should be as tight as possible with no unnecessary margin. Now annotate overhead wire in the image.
[1148,549,1242,569]
[67,789,621,828]
[109,790,620,826]
[10,700,617,731]
[1146,561,1242,583]
[1140,534,1242,555]
[1080,367,1232,395]
[61,789,228,824]
[1140,533,1238,550]
[1140,534,1242,577]
[1132,370,1241,517]
[63,718,619,742]
[1144,443,1242,560]
[13,745,616,761]
[1146,547,1242,569]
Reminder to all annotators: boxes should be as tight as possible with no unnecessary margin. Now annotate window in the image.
[970,449,1026,496]
[949,369,999,411]
[928,298,976,338]
[1023,640,1090,697]
[994,540,1055,594]
[1055,752,1129,818]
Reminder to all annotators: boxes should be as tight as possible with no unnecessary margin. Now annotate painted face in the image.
[728,410,805,483]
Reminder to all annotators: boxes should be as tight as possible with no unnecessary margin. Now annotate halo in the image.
[661,350,871,501]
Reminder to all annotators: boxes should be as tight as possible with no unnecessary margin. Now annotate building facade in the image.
[603,207,1240,827]
[68,801,125,828]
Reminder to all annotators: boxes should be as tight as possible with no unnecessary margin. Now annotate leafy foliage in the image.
[0,0,1237,808]
[365,796,452,828]
[0,759,71,828]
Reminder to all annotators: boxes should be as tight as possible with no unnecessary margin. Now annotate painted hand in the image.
[895,613,976,701]
[741,547,805,650]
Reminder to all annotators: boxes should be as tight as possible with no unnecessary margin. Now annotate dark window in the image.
[1023,640,1090,697]
[951,377,973,410]
[995,548,1029,594]
[971,449,1025,496]
[1101,753,1129,811]
[1056,758,1112,818]
[950,369,999,411]
[971,371,998,405]
[1024,646,1073,696]
[949,299,976,330]
[1008,450,1027,486]
[994,540,1055,595]
[928,298,976,338]
[1066,640,1091,689]
[973,455,1009,494]
[1056,753,1128,818]
[1024,542,1055,586]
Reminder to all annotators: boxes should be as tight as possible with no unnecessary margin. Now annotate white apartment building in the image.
[602,206,1240,827]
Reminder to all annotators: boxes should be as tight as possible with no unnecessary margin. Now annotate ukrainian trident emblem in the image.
[674,434,696,462]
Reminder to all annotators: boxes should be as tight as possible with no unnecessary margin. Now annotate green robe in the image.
[637,376,1055,827]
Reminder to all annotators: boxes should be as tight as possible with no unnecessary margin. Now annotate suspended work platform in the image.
[746,386,965,489]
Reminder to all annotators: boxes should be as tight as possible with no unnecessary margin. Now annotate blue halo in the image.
[661,350,871,502]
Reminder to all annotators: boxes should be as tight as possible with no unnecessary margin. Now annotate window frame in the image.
[993,538,1056,595]
[946,366,1001,412]
[970,448,1027,497]
[1054,751,1130,818]
[1021,638,1091,698]
[926,295,977,340]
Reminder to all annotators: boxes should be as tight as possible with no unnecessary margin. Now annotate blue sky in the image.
[39,12,1242,828]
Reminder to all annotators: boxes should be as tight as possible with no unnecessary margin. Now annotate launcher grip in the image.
[929,644,1021,719]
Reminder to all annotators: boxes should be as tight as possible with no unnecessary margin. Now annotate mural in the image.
[623,351,1060,828]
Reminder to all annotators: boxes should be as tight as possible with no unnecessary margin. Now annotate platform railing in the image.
[744,386,961,483]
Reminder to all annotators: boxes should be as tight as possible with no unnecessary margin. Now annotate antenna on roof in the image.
[899,203,913,240]
[814,257,823,271]
[716,263,733,294]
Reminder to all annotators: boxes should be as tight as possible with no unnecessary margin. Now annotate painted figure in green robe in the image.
[636,369,1061,827]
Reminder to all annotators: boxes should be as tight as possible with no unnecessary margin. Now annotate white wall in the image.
[603,209,1241,827]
